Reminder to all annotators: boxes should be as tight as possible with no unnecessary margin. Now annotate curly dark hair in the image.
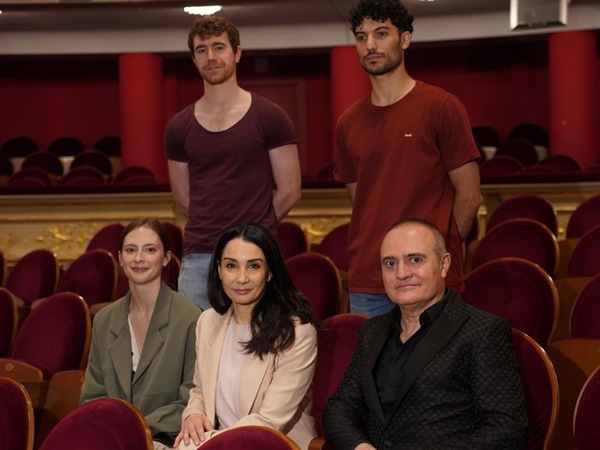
[187,15,240,54]
[349,0,414,35]
[208,223,314,359]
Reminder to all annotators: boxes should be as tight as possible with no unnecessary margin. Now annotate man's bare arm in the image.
[269,144,302,221]
[167,160,190,218]
[448,161,482,240]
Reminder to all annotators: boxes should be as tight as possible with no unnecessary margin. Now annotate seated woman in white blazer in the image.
[175,223,317,450]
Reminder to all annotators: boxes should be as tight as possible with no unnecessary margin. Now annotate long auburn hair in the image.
[208,223,313,358]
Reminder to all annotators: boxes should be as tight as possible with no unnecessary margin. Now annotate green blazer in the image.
[80,283,201,438]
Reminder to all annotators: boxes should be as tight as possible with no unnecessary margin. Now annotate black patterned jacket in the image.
[323,290,527,450]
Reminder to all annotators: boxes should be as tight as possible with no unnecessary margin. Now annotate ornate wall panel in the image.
[1,182,597,268]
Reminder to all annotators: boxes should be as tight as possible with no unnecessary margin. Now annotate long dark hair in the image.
[208,223,313,358]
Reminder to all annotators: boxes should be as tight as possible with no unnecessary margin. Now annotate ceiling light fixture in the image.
[184,5,222,15]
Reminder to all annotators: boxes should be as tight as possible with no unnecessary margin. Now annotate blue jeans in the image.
[349,292,395,317]
[178,253,212,311]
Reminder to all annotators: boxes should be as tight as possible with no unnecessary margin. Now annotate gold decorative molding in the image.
[1,181,598,268]
[35,221,102,256]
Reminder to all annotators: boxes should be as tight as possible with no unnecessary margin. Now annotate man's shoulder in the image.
[167,102,195,127]
[338,95,371,121]
[449,293,510,332]
[360,310,395,337]
[412,80,455,103]
[250,92,288,115]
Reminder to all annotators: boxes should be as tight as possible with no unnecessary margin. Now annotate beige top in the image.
[215,320,251,429]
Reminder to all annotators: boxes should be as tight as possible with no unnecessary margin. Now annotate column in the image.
[119,53,168,183]
[330,46,372,159]
[548,31,599,168]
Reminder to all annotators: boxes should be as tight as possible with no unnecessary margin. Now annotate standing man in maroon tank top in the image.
[165,16,301,310]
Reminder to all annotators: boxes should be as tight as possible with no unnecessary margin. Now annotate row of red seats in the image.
[5,305,598,450]
[1,135,120,158]
[1,150,157,188]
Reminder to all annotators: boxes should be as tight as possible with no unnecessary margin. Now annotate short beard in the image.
[201,65,235,86]
[361,51,402,76]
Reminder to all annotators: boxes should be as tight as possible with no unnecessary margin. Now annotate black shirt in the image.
[375,291,449,418]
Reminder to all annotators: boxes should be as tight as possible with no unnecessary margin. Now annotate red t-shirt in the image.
[334,81,480,293]
[165,93,296,253]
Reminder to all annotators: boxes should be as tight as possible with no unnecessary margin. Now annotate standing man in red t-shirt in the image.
[335,0,482,316]
[165,16,301,310]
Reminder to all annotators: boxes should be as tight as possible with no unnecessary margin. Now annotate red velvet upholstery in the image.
[566,194,600,239]
[58,250,118,307]
[70,150,112,179]
[472,125,501,148]
[199,425,301,450]
[546,338,600,450]
[116,174,158,186]
[93,135,121,157]
[8,167,53,187]
[62,166,107,187]
[316,223,349,272]
[277,222,308,260]
[570,274,600,339]
[486,194,558,236]
[495,139,539,166]
[114,166,157,185]
[85,222,124,261]
[6,177,47,188]
[285,253,341,321]
[518,165,554,176]
[1,135,39,158]
[312,313,368,436]
[11,292,91,379]
[508,123,549,148]
[5,249,59,306]
[473,218,558,277]
[480,155,523,176]
[39,398,153,450]
[0,288,18,357]
[161,221,184,261]
[0,154,14,180]
[582,163,600,174]
[538,154,581,172]
[47,136,85,157]
[573,367,600,450]
[0,376,34,450]
[22,151,64,178]
[568,226,600,277]
[464,258,558,347]
[511,329,559,450]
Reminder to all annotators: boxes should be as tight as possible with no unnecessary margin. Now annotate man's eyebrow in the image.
[406,252,426,258]
[194,40,227,49]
